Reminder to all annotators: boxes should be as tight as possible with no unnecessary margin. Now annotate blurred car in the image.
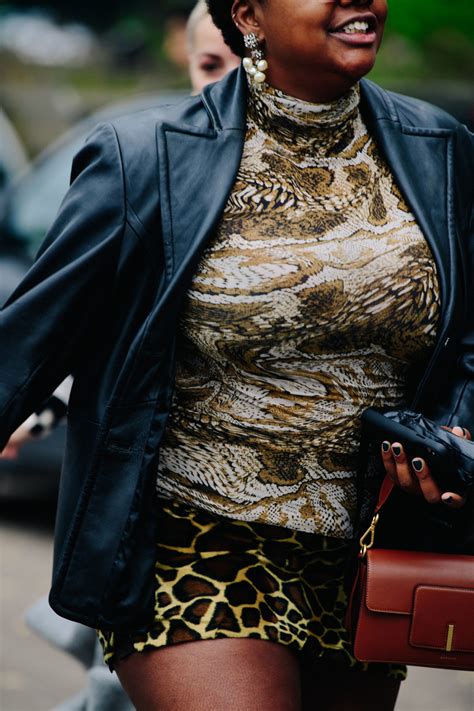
[0,91,185,499]
[0,91,186,259]
[0,107,28,200]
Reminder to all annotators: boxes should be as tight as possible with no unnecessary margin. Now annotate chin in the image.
[339,54,377,82]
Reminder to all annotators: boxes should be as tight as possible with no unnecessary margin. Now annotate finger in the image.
[451,425,471,440]
[391,443,419,494]
[411,458,442,504]
[442,425,471,440]
[0,445,19,460]
[441,492,467,509]
[381,441,397,481]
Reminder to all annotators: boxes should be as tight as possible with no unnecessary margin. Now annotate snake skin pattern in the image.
[156,81,440,538]
[97,498,406,680]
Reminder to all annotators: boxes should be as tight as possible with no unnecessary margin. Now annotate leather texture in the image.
[362,407,474,488]
[0,66,473,629]
[354,551,474,670]
[365,549,473,614]
[410,586,473,653]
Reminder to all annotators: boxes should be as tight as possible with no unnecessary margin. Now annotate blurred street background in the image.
[1,0,473,159]
[1,0,474,709]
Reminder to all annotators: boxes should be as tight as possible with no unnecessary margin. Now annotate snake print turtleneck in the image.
[155,80,440,539]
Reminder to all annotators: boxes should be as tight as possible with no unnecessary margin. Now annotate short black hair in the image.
[206,0,247,57]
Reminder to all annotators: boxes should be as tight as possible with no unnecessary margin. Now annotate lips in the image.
[329,13,379,46]
[328,13,378,35]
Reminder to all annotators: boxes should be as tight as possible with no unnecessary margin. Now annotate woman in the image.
[0,1,472,709]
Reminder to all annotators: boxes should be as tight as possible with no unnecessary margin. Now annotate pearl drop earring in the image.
[243,33,268,85]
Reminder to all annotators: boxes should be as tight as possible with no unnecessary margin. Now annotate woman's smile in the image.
[328,12,379,46]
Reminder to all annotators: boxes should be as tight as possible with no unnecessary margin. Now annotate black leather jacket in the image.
[0,67,473,629]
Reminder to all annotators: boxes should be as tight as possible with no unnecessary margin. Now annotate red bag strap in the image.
[359,475,394,558]
[375,474,395,513]
[345,475,396,633]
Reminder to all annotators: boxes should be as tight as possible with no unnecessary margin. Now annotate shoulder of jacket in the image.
[388,91,461,131]
[81,96,213,235]
[362,79,463,132]
[81,96,213,187]
[105,95,211,151]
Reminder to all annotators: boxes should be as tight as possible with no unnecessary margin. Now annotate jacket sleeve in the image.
[426,124,474,429]
[0,123,126,450]
[421,124,474,552]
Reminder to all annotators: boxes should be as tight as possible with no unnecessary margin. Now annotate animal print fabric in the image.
[97,498,406,680]
[155,81,440,538]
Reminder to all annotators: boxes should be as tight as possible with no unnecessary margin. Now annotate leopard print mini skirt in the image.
[97,498,405,680]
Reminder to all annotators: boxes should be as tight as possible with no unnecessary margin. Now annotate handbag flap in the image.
[365,550,474,615]
[410,586,474,653]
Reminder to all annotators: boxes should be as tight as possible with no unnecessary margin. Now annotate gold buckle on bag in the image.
[359,513,379,558]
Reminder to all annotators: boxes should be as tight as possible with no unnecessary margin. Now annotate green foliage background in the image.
[387,0,474,44]
[4,0,474,41]
[374,0,474,83]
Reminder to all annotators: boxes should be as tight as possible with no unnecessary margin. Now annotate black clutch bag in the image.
[361,408,474,495]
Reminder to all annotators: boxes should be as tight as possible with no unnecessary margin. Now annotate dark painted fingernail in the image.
[392,444,402,457]
[382,441,390,453]
[412,458,424,472]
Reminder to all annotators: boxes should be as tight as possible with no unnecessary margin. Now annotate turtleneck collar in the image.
[247,78,361,154]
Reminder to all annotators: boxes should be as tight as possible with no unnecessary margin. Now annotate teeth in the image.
[341,21,370,34]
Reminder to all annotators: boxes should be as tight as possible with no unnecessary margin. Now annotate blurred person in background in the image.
[162,7,190,70]
[0,1,472,710]
[188,0,240,92]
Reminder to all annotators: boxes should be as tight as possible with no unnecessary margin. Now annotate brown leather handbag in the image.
[346,476,474,671]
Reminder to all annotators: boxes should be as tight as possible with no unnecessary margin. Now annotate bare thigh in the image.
[301,660,401,711]
[115,638,301,711]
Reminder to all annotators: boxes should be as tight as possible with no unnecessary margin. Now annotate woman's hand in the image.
[0,421,35,460]
[381,425,469,509]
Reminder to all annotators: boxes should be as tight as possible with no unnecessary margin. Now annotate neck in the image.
[247,79,360,153]
[265,68,359,104]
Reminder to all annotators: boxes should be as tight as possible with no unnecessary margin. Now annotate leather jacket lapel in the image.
[156,68,247,290]
[157,123,244,282]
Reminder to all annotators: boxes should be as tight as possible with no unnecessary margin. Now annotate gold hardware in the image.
[359,513,380,558]
[446,624,455,652]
